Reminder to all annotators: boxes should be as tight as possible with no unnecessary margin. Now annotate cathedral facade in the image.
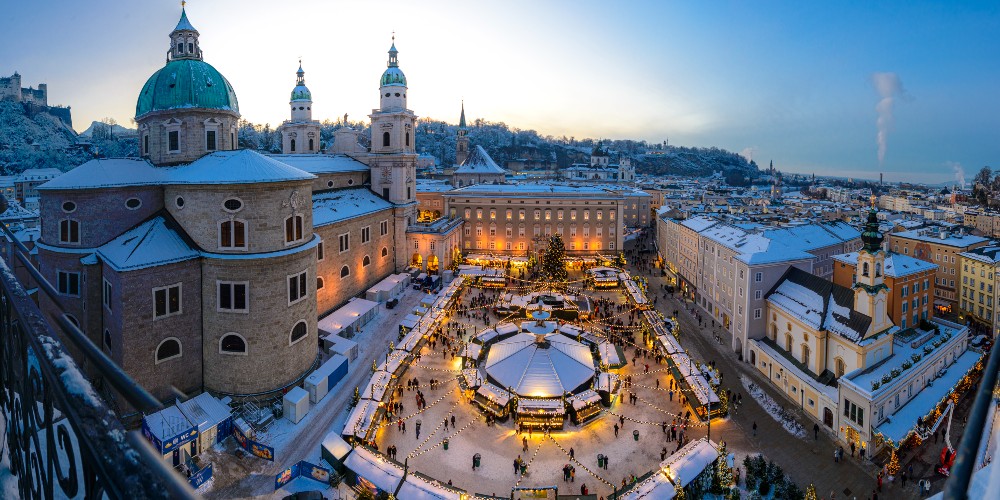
[33,8,445,407]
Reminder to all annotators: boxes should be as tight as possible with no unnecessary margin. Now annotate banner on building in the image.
[248,439,275,461]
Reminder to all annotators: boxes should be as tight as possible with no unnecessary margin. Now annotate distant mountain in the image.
[0,102,137,174]
[79,121,138,139]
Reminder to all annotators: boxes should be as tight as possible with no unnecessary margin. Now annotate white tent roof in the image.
[484,332,595,397]
[343,446,404,495]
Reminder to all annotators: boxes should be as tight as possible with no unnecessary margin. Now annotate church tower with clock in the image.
[369,38,418,267]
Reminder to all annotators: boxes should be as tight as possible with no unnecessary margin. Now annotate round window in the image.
[61,201,76,213]
[125,198,142,210]
[385,93,390,97]
[327,180,334,188]
[175,196,185,209]
[347,179,355,185]
[223,198,243,212]
[395,93,400,97]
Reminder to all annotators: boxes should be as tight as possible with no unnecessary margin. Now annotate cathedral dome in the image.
[136,59,240,118]
[380,66,407,87]
[290,84,311,101]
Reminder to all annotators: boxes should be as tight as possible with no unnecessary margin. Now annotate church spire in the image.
[459,101,467,130]
[388,34,399,68]
[168,3,201,61]
[861,206,883,253]
[296,59,305,87]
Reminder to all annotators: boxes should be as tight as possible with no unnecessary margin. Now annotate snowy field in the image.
[740,375,807,439]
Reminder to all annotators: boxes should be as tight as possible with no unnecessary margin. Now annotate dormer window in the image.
[178,42,183,53]
[188,43,193,53]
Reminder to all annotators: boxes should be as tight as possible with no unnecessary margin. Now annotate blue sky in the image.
[1,0,997,184]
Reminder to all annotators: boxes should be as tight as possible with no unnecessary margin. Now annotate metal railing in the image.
[942,337,1000,499]
[0,196,194,499]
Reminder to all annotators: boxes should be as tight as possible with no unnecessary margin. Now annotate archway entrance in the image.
[412,253,423,268]
[749,350,756,366]
[427,255,440,273]
[824,407,834,428]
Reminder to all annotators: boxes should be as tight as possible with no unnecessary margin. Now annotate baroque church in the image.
[33,7,461,407]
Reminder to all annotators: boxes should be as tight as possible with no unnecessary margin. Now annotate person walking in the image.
[523,436,528,453]
[901,470,908,488]
[603,454,609,470]
[850,441,856,458]
[814,423,819,440]
[570,447,575,460]
[614,423,619,437]
[752,421,757,437]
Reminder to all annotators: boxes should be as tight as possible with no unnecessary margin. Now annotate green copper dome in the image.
[380,67,407,87]
[861,208,883,252]
[136,59,239,118]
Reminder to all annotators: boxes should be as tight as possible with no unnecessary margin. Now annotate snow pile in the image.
[740,375,806,439]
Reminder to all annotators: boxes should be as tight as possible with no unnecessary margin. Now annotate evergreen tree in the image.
[673,480,686,500]
[805,483,818,500]
[540,234,568,287]
[713,443,734,493]
[887,449,900,476]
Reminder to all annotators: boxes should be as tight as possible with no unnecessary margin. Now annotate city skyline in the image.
[1,0,997,183]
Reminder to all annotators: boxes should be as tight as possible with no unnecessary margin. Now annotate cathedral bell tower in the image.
[854,205,892,335]
[278,61,320,154]
[456,101,469,166]
[369,37,418,270]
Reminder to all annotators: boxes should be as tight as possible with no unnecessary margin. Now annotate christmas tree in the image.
[805,483,818,500]
[713,442,734,493]
[540,235,568,287]
[673,480,686,500]
[887,449,900,476]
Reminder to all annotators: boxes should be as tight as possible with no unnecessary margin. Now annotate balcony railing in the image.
[0,196,194,499]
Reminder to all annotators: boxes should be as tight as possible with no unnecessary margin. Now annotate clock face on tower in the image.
[381,165,391,180]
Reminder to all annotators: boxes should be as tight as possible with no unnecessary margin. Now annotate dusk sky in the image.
[2,0,997,184]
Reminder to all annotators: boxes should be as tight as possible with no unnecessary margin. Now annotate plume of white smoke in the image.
[740,147,758,162]
[948,161,966,189]
[872,72,904,166]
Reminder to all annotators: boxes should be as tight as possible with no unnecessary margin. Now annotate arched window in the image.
[862,262,870,277]
[187,42,193,53]
[290,139,296,152]
[309,139,314,151]
[801,344,810,366]
[363,255,371,267]
[289,321,308,345]
[220,220,247,249]
[770,324,777,340]
[785,333,792,351]
[405,132,410,147]
[177,42,183,53]
[317,277,324,289]
[341,265,350,278]
[382,132,390,147]
[875,262,882,277]
[835,357,846,377]
[285,215,303,243]
[220,333,247,355]
[59,219,80,244]
[155,338,182,363]
[382,247,388,258]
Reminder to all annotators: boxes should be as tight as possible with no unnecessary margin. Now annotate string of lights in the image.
[546,434,615,488]
[513,440,544,488]
[406,401,461,459]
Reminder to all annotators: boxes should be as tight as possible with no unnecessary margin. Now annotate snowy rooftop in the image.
[767,267,872,343]
[679,216,717,232]
[832,252,938,277]
[875,350,980,445]
[483,331,595,398]
[177,393,231,434]
[893,228,989,248]
[40,150,319,190]
[267,154,368,174]
[445,183,621,198]
[96,216,199,272]
[454,145,505,174]
[416,179,456,193]
[959,245,1000,265]
[761,223,860,251]
[312,187,393,226]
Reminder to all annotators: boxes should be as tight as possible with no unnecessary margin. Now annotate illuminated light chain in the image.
[369,376,458,394]
[513,440,544,488]
[546,434,614,488]
[603,406,705,429]
[408,419,477,458]
[632,392,704,425]
[406,401,461,459]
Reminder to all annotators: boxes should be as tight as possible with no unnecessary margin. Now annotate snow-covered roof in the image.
[959,245,1000,265]
[40,151,318,191]
[312,187,393,226]
[177,393,231,434]
[267,154,368,174]
[761,223,860,251]
[483,330,595,397]
[343,446,404,494]
[397,472,465,499]
[37,158,165,190]
[832,252,938,277]
[96,216,199,272]
[143,405,194,442]
[619,438,719,499]
[767,267,872,343]
[169,150,315,185]
[679,216,717,232]
[892,228,989,248]
[445,183,620,197]
[455,145,505,174]
[875,350,980,445]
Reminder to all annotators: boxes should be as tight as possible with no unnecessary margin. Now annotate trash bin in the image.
[520,463,527,475]
[443,439,449,450]
[633,430,639,441]
[474,453,481,468]
[597,454,605,468]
